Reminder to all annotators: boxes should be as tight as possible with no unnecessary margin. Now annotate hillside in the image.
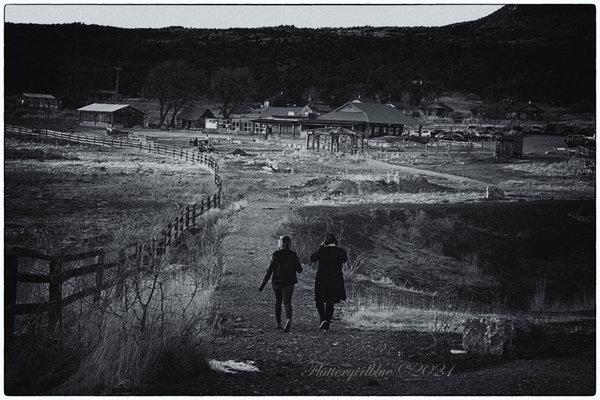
[4,5,595,108]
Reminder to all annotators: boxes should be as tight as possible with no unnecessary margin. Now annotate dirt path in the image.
[364,158,491,189]
[173,165,594,395]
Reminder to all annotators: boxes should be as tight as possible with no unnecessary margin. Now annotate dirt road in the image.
[171,162,594,395]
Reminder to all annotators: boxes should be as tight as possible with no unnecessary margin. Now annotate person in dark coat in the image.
[259,235,303,332]
[309,233,348,330]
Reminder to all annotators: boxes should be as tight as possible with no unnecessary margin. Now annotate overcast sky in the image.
[5,4,503,29]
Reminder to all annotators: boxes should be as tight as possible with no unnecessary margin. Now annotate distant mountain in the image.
[4,5,595,108]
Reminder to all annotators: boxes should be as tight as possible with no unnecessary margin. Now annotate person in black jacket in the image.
[259,235,303,332]
[309,233,348,331]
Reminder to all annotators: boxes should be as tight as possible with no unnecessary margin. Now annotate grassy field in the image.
[282,201,595,310]
[5,134,216,253]
[4,124,595,395]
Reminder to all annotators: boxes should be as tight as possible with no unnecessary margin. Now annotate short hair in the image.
[323,232,338,246]
[280,235,291,249]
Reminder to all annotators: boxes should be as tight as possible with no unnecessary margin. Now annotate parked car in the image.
[437,132,466,142]
[529,125,545,134]
[565,135,595,148]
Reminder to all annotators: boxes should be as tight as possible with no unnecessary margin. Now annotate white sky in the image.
[5,4,503,29]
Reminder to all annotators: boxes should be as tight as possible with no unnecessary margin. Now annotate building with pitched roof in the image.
[176,105,217,130]
[77,103,145,128]
[505,101,545,120]
[251,105,318,137]
[18,93,60,111]
[315,100,421,137]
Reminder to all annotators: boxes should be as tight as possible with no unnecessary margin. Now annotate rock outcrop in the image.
[462,316,547,358]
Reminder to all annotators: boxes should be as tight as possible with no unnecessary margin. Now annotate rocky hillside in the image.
[5,5,595,107]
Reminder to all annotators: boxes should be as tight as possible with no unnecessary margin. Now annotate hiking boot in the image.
[319,321,328,330]
[283,319,292,333]
[276,323,283,329]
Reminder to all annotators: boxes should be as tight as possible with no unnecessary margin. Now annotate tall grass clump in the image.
[5,209,231,395]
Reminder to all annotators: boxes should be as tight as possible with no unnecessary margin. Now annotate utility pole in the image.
[114,66,122,104]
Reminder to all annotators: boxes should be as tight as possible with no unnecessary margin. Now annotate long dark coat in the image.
[310,245,348,303]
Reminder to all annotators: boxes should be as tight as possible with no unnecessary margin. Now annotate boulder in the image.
[112,379,132,394]
[462,316,547,358]
[230,149,248,156]
[485,185,505,200]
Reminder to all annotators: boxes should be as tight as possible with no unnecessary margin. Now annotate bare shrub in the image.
[5,209,230,395]
[528,276,547,311]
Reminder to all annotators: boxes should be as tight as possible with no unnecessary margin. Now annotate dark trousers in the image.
[316,302,335,323]
[273,284,294,323]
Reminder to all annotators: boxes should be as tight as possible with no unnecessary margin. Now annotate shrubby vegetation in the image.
[5,5,594,109]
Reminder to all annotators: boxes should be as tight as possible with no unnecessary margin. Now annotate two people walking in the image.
[259,233,348,332]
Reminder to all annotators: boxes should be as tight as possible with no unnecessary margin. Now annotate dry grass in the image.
[301,191,482,206]
[504,158,595,178]
[5,207,232,395]
[5,136,215,252]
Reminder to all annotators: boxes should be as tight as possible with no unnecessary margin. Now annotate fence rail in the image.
[5,124,225,337]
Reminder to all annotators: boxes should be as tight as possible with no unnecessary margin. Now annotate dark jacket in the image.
[261,248,303,288]
[310,245,348,303]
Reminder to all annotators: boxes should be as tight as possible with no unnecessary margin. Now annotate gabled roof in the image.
[259,105,314,118]
[509,102,545,113]
[77,103,144,114]
[423,101,455,111]
[317,100,421,125]
[177,105,216,121]
[22,93,56,99]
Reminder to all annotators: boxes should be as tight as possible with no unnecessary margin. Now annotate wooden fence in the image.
[5,124,225,337]
[4,246,132,337]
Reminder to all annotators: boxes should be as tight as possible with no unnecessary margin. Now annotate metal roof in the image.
[177,105,216,121]
[317,100,421,125]
[22,93,56,99]
[259,106,313,118]
[77,103,143,113]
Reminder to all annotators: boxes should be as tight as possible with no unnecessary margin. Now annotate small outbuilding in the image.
[18,93,60,111]
[77,103,145,128]
[505,102,545,120]
[177,105,217,130]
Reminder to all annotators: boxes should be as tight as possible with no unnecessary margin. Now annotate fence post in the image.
[166,221,172,245]
[5,253,18,339]
[94,250,105,302]
[48,255,63,331]
[207,196,211,210]
[192,204,197,226]
[185,206,190,229]
[116,250,126,298]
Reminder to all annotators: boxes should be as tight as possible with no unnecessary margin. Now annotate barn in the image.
[176,105,217,130]
[18,93,60,111]
[315,100,421,137]
[77,103,145,128]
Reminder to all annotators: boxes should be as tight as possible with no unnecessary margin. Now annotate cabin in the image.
[314,100,421,138]
[505,102,545,120]
[77,103,145,128]
[176,105,217,130]
[18,93,60,111]
[421,101,455,118]
[251,105,317,138]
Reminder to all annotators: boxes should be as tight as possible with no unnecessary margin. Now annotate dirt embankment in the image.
[282,200,595,309]
[289,176,453,198]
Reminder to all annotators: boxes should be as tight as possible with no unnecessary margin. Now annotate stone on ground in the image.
[462,316,548,358]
